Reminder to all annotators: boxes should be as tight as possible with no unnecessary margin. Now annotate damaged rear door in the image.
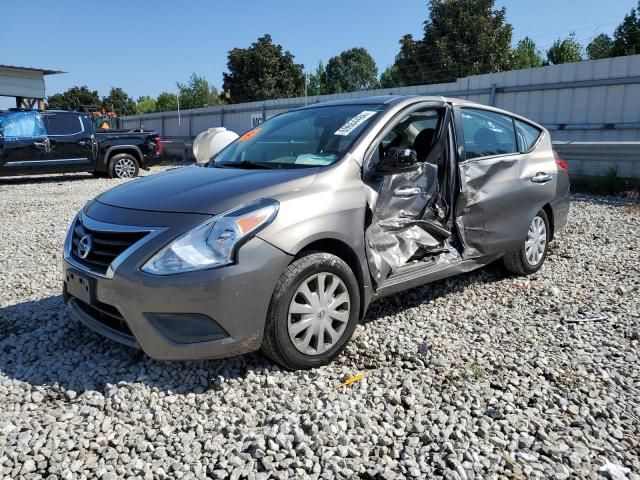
[363,100,459,283]
[454,107,557,257]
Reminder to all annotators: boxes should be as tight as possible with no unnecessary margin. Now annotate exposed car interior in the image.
[364,107,460,282]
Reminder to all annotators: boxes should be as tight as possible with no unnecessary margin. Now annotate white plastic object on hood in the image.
[192,127,239,164]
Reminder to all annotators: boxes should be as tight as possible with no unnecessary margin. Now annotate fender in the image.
[101,145,145,172]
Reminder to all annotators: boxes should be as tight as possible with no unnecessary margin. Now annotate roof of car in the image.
[299,95,484,109]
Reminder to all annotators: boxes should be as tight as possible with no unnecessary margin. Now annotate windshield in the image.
[212,104,386,169]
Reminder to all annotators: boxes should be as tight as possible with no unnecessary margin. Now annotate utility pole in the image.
[177,92,181,126]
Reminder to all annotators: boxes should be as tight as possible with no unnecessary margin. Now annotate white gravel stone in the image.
[0,168,639,479]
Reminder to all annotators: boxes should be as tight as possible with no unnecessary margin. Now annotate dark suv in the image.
[0,110,162,178]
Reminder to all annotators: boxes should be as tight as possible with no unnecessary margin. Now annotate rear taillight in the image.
[155,137,163,155]
[554,150,569,172]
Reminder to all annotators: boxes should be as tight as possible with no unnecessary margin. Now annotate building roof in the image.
[0,64,65,75]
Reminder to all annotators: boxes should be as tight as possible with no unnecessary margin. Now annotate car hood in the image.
[96,164,319,215]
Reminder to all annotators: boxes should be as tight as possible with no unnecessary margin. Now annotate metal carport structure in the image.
[0,65,64,110]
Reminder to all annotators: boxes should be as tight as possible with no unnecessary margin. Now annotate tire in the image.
[262,252,361,370]
[108,153,139,179]
[503,209,550,275]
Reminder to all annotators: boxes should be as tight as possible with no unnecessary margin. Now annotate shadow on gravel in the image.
[362,260,508,325]
[0,173,94,185]
[0,295,274,395]
[0,260,534,395]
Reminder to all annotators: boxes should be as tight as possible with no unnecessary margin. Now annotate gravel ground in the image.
[0,167,639,480]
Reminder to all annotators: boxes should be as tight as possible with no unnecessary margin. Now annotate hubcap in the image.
[525,216,547,266]
[287,272,350,356]
[114,158,136,178]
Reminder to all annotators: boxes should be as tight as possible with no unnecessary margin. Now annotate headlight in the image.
[142,199,278,275]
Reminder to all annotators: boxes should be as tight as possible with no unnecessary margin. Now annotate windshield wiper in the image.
[217,160,277,170]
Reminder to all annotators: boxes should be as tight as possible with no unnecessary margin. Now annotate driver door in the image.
[363,101,454,282]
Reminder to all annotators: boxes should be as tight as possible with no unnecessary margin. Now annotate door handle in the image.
[33,138,50,153]
[394,187,422,197]
[531,172,554,184]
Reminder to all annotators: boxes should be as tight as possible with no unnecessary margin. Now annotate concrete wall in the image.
[0,67,46,99]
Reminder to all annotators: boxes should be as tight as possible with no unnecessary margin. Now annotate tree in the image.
[512,37,544,69]
[209,86,224,106]
[392,34,426,86]
[380,65,400,88]
[47,86,100,110]
[136,96,157,114]
[547,33,583,65]
[156,92,178,112]
[307,61,328,96]
[222,34,305,103]
[324,48,379,93]
[395,0,514,85]
[177,73,222,110]
[611,2,640,56]
[100,87,136,116]
[587,33,614,60]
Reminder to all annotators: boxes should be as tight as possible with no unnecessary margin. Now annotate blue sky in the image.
[0,0,635,107]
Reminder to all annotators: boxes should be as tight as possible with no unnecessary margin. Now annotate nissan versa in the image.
[63,96,570,370]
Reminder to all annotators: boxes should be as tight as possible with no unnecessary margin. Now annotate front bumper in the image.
[63,203,292,360]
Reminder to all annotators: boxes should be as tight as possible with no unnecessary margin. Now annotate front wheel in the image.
[108,153,139,179]
[262,252,360,370]
[503,209,550,275]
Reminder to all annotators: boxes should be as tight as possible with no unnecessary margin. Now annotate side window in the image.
[461,108,517,160]
[0,111,46,140]
[44,114,84,136]
[514,119,542,152]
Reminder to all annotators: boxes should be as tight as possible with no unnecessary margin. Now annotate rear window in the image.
[461,108,518,160]
[44,114,84,136]
[515,119,542,152]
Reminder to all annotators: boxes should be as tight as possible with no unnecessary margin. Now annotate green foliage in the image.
[100,87,136,116]
[156,92,178,112]
[324,48,379,93]
[177,73,222,110]
[587,33,614,60]
[392,34,425,86]
[307,61,328,96]
[612,2,640,56]
[222,34,305,103]
[423,0,513,83]
[379,65,400,88]
[136,96,157,114]
[512,37,544,69]
[46,86,100,110]
[387,0,513,86]
[547,33,583,65]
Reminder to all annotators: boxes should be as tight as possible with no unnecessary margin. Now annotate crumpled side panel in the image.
[455,156,519,258]
[365,164,449,282]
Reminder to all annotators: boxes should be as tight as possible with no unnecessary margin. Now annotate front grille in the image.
[71,296,135,339]
[71,217,148,275]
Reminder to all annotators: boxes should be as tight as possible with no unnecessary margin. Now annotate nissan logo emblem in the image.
[77,235,93,259]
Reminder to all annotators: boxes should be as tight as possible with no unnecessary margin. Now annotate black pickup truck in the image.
[0,110,162,178]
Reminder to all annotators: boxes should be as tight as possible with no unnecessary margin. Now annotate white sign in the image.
[334,111,377,136]
[251,113,264,129]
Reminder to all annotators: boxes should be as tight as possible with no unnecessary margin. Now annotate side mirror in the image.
[375,147,420,174]
[192,127,239,164]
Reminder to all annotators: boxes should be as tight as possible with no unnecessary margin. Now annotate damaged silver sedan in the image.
[63,96,570,369]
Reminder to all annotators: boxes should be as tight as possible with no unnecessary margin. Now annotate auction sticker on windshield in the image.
[239,128,261,142]
[334,111,377,136]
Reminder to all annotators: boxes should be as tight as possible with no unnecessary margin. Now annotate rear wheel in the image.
[108,153,139,179]
[503,209,550,275]
[262,252,360,370]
